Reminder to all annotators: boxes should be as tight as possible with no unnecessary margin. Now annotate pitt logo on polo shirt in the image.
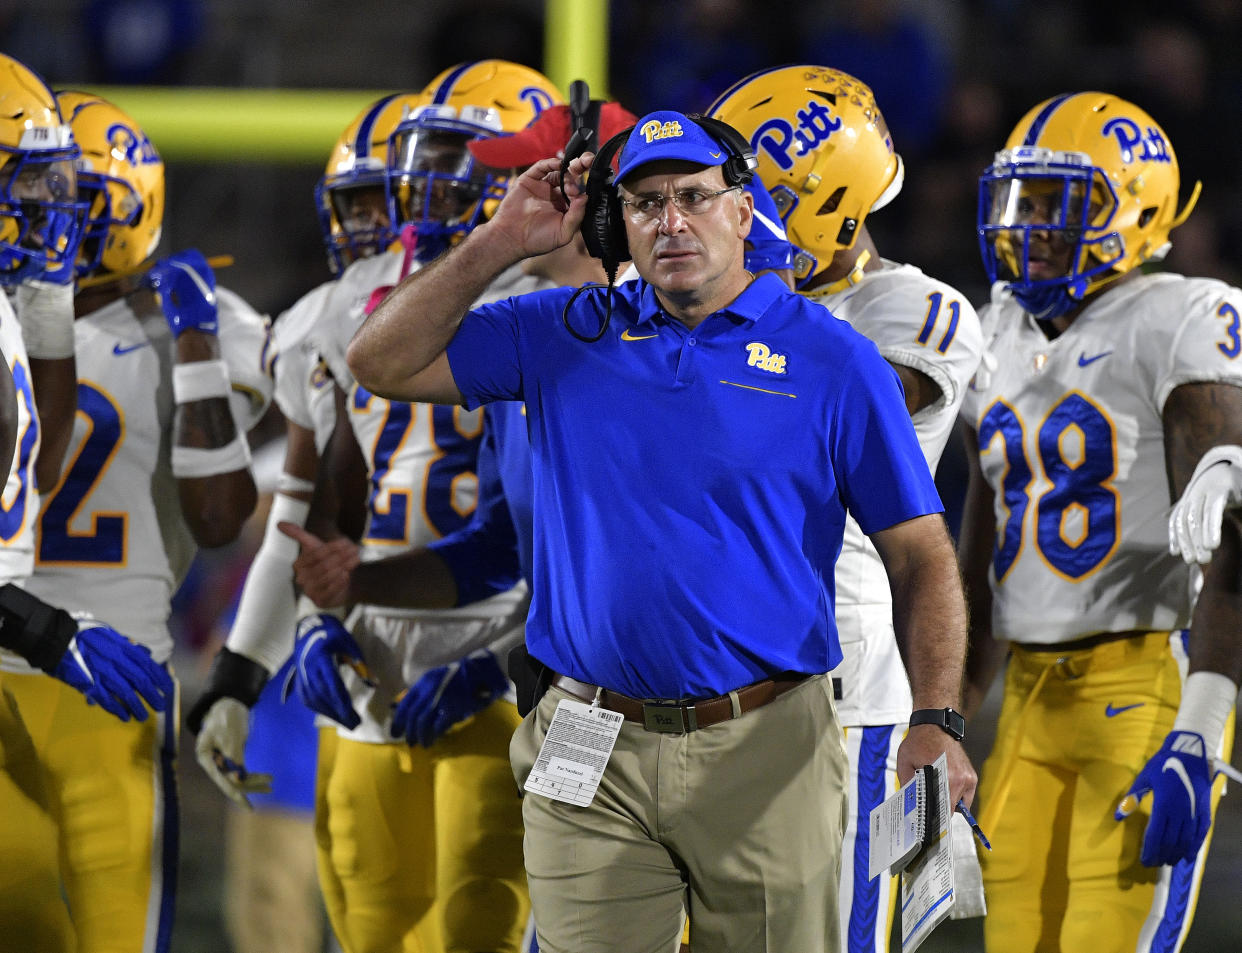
[640,119,684,142]
[746,341,787,374]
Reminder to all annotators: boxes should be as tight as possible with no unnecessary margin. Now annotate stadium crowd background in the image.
[7,0,1242,949]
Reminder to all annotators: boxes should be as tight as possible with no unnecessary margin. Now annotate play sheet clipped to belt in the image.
[524,699,625,807]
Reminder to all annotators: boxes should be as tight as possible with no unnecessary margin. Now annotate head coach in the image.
[345,109,977,953]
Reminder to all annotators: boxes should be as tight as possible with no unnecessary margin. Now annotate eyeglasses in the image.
[619,186,741,223]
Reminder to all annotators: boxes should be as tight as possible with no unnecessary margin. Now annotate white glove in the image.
[1168,445,1242,564]
[194,697,273,809]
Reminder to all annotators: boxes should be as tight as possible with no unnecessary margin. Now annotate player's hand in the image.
[1115,730,1213,867]
[390,651,509,747]
[278,522,361,609]
[146,249,219,337]
[281,613,364,729]
[194,697,273,809]
[53,618,175,722]
[1168,445,1242,564]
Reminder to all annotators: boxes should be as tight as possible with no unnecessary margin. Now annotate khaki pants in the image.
[511,674,848,953]
[225,807,325,953]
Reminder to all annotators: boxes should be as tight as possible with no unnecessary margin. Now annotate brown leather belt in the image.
[551,672,812,733]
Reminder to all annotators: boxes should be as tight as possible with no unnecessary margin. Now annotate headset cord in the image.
[561,268,617,343]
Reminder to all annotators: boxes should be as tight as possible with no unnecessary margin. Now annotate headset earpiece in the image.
[579,127,633,274]
[686,113,757,186]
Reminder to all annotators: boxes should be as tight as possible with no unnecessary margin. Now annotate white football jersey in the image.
[313,254,550,742]
[961,273,1242,644]
[0,292,39,587]
[311,251,406,393]
[272,280,337,455]
[805,259,984,724]
[22,288,272,663]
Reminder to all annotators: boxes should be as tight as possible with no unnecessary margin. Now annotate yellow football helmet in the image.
[978,91,1199,320]
[0,54,85,285]
[57,90,164,279]
[316,92,425,275]
[708,65,903,287]
[388,60,563,262]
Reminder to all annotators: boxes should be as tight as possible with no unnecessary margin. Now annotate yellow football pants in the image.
[979,632,1231,953]
[316,698,527,953]
[6,670,178,953]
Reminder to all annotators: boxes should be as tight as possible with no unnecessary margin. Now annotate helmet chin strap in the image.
[1011,278,1084,322]
[807,249,871,298]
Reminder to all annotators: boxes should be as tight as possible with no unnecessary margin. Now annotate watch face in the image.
[912,707,964,740]
[945,708,965,740]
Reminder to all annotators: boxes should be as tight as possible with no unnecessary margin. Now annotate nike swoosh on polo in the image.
[620,329,658,341]
[112,340,152,356]
[1105,701,1145,717]
[1078,350,1113,367]
[1162,757,1197,818]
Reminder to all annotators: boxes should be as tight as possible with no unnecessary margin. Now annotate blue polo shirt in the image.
[446,273,941,699]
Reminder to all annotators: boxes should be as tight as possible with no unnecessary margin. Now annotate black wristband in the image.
[909,707,966,741]
[185,647,269,735]
[0,583,78,674]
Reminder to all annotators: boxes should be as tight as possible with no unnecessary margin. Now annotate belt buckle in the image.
[642,703,691,733]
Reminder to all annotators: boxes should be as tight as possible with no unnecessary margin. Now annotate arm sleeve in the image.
[427,415,523,605]
[223,489,311,673]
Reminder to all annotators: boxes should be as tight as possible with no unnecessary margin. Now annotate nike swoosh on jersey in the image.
[620,329,658,341]
[112,340,152,356]
[1162,757,1197,819]
[1105,701,1146,717]
[1077,350,1113,367]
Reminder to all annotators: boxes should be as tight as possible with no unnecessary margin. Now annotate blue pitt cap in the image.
[615,110,727,183]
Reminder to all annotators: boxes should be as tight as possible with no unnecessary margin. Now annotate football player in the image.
[709,65,985,953]
[3,89,272,953]
[186,90,423,953]
[960,92,1241,953]
[188,91,426,804]
[0,59,174,951]
[208,59,563,953]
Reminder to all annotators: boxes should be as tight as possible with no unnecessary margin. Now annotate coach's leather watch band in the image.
[909,707,966,741]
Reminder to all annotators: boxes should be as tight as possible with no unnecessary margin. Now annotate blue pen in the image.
[956,798,992,851]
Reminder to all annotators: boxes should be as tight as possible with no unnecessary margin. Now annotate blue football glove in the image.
[743,177,794,274]
[1115,731,1214,867]
[389,651,508,748]
[281,613,364,729]
[53,618,175,722]
[146,249,218,337]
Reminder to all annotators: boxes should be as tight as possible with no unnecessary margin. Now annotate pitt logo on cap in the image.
[640,119,685,143]
[745,341,787,374]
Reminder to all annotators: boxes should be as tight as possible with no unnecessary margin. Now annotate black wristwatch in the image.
[909,707,966,741]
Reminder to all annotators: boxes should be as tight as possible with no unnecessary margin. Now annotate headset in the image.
[559,105,757,342]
